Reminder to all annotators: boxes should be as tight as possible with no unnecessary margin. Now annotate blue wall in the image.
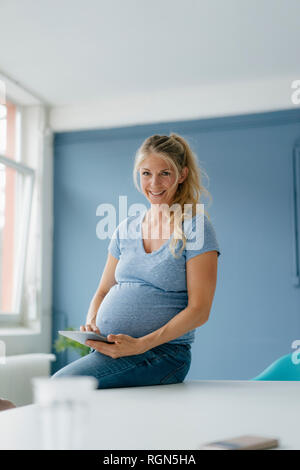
[52,109,300,379]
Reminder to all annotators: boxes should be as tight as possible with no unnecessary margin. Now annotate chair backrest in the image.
[251,353,300,381]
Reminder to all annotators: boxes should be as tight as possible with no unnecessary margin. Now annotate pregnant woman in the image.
[52,133,221,387]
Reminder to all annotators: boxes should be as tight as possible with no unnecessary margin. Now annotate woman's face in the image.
[139,153,188,206]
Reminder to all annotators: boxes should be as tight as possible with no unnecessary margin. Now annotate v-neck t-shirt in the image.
[96,210,221,345]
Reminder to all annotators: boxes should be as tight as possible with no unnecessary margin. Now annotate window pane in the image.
[0,161,34,315]
[0,163,17,312]
[0,101,24,315]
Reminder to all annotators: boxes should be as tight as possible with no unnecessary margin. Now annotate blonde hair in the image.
[133,133,212,258]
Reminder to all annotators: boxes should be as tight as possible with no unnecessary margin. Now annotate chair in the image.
[251,352,300,381]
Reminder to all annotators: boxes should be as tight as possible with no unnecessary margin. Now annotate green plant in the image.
[53,327,90,357]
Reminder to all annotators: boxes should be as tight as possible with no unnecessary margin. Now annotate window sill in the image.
[0,325,40,337]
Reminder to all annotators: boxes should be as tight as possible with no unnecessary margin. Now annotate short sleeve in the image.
[185,214,221,262]
[107,226,121,260]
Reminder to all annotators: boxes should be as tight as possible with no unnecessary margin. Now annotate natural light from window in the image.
[0,101,35,319]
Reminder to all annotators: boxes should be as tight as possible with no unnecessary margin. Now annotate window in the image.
[0,101,35,322]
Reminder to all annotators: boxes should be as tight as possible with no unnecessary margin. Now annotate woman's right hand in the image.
[80,320,101,335]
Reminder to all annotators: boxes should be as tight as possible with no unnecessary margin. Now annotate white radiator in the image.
[0,353,56,406]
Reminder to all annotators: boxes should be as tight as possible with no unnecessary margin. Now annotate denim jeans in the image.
[51,343,191,389]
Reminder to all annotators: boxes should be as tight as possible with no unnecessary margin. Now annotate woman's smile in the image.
[148,190,166,198]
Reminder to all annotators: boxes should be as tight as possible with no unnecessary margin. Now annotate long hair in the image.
[133,133,212,258]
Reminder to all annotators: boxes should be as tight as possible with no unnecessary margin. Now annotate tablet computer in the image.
[58,330,115,346]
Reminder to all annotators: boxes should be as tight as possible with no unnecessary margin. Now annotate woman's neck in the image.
[146,205,172,226]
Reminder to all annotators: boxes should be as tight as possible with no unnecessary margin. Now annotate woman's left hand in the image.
[85,334,146,359]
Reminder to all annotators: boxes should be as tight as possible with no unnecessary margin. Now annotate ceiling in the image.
[1,0,300,109]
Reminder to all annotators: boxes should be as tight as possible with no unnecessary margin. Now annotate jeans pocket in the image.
[152,343,180,357]
[146,344,177,363]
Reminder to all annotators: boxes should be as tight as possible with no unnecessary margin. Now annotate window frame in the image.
[0,154,35,323]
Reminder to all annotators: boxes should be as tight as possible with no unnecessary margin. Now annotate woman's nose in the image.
[150,174,162,185]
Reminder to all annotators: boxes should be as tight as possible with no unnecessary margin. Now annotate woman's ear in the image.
[178,166,189,184]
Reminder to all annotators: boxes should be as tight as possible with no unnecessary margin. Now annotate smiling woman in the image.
[52,133,221,389]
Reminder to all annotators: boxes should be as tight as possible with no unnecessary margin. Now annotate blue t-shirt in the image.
[97,210,221,345]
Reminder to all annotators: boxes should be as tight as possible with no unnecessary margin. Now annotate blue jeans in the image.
[51,343,191,388]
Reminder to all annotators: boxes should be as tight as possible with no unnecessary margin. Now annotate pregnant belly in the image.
[96,283,188,338]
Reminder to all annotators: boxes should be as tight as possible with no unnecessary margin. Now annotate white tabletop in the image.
[0,380,299,450]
